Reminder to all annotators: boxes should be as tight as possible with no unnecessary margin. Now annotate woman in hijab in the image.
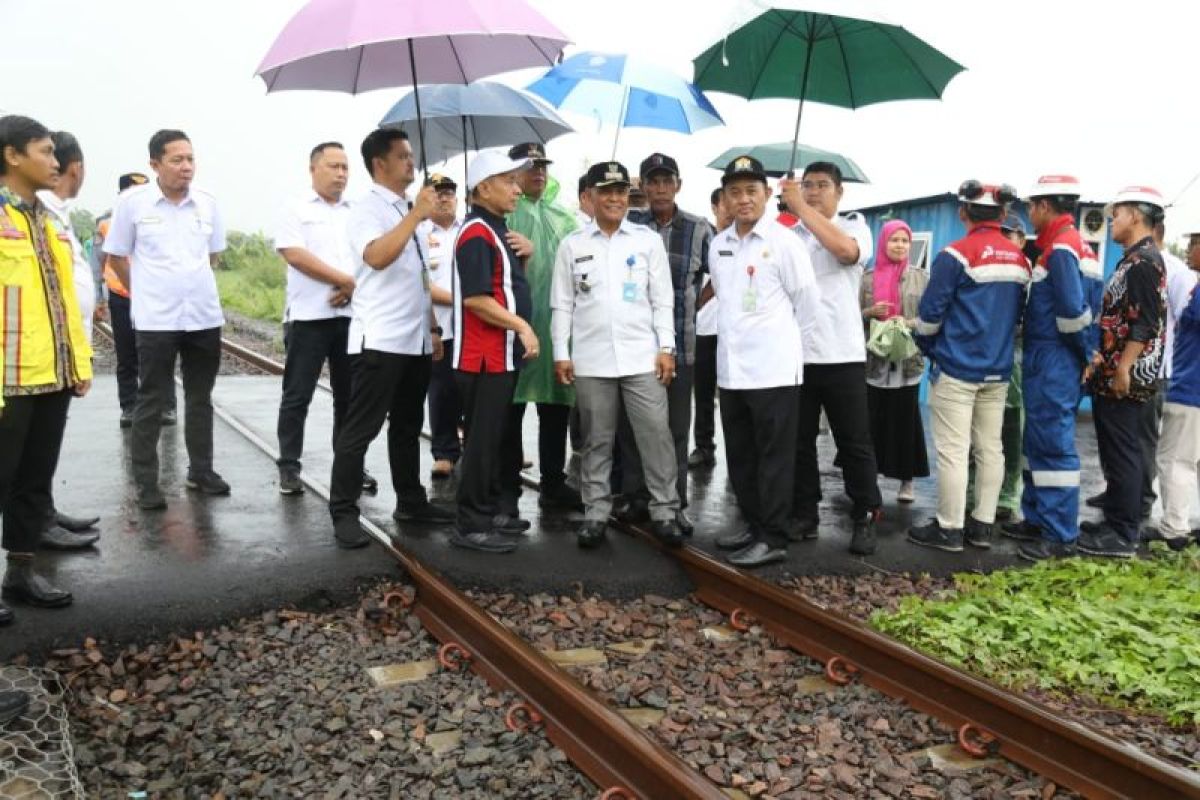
[860,220,929,503]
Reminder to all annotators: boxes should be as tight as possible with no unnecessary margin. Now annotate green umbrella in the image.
[708,141,868,182]
[693,9,965,174]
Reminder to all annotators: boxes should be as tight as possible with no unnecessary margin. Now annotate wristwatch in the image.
[659,346,676,356]
[431,326,444,336]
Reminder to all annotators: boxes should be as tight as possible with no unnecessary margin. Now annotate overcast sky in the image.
[5,0,1200,242]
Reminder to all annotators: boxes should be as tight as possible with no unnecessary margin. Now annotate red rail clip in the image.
[824,656,860,686]
[505,702,544,733]
[729,608,753,631]
[599,788,634,800]
[437,642,472,671]
[957,723,999,758]
[382,590,414,610]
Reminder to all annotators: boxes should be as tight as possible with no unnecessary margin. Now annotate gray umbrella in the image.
[380,82,574,168]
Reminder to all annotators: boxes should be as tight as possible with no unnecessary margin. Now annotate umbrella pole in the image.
[462,115,469,190]
[610,85,630,161]
[407,40,428,173]
[786,18,818,177]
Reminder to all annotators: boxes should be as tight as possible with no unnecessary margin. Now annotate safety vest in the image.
[97,217,130,298]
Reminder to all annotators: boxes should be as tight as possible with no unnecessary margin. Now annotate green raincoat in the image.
[507,176,578,406]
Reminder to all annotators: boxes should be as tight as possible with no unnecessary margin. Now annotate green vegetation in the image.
[216,231,286,323]
[872,547,1200,725]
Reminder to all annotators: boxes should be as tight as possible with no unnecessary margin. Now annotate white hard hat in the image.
[466,149,530,192]
[957,179,1017,208]
[1023,174,1083,200]
[1105,185,1166,216]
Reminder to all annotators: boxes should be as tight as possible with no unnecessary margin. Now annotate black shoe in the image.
[333,517,371,549]
[687,448,716,469]
[676,510,694,537]
[906,520,964,553]
[1,562,72,608]
[119,409,133,429]
[994,507,1014,523]
[1001,520,1042,542]
[965,518,994,549]
[539,482,583,512]
[393,501,455,524]
[786,516,820,542]
[716,528,755,550]
[1017,538,1078,562]
[727,541,787,568]
[0,690,30,727]
[40,525,99,551]
[650,519,683,548]
[136,485,167,510]
[161,409,177,426]
[1084,491,1106,509]
[577,521,607,549]
[492,514,531,535]
[362,471,379,495]
[186,470,231,495]
[53,510,99,532]
[849,511,878,556]
[1144,525,1192,551]
[1164,536,1193,552]
[1076,524,1136,559]
[0,603,12,626]
[614,498,650,524]
[1079,519,1103,535]
[279,469,304,496]
[1141,501,1153,520]
[450,530,517,553]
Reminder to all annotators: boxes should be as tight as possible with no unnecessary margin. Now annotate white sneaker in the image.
[897,482,915,504]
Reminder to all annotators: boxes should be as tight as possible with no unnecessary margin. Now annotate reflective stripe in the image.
[1031,469,1080,487]
[966,263,1032,284]
[944,246,969,269]
[1031,266,1049,283]
[4,285,19,385]
[1052,243,1078,254]
[1056,308,1093,334]
[915,318,941,336]
[1080,258,1103,279]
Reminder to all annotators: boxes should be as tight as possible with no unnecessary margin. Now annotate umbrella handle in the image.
[407,40,428,173]
[611,85,630,161]
[787,15,820,176]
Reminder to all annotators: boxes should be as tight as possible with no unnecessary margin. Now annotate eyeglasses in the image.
[800,180,835,191]
[958,180,1017,205]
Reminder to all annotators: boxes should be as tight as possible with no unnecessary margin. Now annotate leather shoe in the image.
[0,602,12,626]
[650,519,683,547]
[333,518,371,549]
[119,409,133,429]
[362,471,379,494]
[0,690,29,727]
[2,561,72,608]
[492,514,532,535]
[1084,491,1106,509]
[615,498,650,524]
[137,485,167,510]
[186,470,231,495]
[393,501,455,524]
[676,510,694,537]
[40,525,99,551]
[577,521,607,548]
[539,482,584,512]
[728,541,787,568]
[786,516,820,542]
[450,531,517,554]
[53,510,99,532]
[716,528,755,550]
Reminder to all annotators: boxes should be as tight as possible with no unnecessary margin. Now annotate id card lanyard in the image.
[742,264,757,312]
[622,254,638,302]
[393,200,431,292]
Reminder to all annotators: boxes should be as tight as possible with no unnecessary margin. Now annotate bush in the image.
[216,231,286,322]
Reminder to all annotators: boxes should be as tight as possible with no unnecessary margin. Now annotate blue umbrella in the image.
[526,51,724,158]
[379,82,574,168]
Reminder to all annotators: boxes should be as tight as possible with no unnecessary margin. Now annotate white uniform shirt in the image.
[419,217,461,336]
[550,219,675,378]
[1160,250,1198,379]
[792,212,873,364]
[102,182,226,332]
[695,277,719,337]
[273,191,354,322]
[345,183,433,356]
[37,191,95,341]
[710,216,820,390]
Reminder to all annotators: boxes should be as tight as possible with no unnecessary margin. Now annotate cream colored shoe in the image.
[897,481,915,504]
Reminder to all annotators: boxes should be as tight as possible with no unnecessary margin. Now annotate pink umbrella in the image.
[256,0,570,167]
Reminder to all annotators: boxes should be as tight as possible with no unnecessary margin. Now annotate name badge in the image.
[717,250,733,258]
[574,254,594,264]
[742,287,757,312]
[622,282,638,302]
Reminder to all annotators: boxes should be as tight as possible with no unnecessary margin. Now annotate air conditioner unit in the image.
[1078,205,1106,244]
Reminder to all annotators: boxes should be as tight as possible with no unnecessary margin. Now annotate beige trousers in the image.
[929,374,1008,529]
[1156,402,1200,540]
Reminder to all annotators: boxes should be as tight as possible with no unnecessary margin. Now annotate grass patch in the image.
[871,546,1200,725]
[215,231,286,323]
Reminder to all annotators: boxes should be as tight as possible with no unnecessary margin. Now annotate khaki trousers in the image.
[929,374,1008,529]
[1156,402,1200,540]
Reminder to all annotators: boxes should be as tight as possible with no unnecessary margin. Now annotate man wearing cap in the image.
[506,143,582,511]
[907,181,1030,552]
[690,187,732,469]
[617,153,713,532]
[327,128,453,548]
[550,161,682,548]
[778,162,881,555]
[272,142,359,496]
[997,176,1093,561]
[709,156,820,567]
[421,173,464,480]
[1078,187,1168,557]
[451,150,537,553]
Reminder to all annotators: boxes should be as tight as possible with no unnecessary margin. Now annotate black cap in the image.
[507,142,551,164]
[639,152,679,179]
[721,155,768,186]
[584,161,631,189]
[1000,213,1026,235]
[428,172,457,191]
[119,172,149,192]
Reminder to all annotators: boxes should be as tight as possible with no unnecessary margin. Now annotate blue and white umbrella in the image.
[526,51,724,158]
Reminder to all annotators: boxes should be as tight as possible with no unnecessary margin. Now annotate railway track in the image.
[99,324,1200,799]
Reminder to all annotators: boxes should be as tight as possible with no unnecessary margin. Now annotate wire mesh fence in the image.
[0,667,85,799]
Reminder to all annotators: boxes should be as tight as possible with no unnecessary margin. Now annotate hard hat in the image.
[1105,185,1165,217]
[1024,174,1082,200]
[957,179,1017,208]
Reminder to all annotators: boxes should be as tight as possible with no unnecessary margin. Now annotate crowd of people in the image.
[2,111,1199,625]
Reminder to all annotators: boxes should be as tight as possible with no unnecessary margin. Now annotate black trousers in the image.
[428,338,463,463]
[617,364,692,508]
[720,386,799,547]
[693,335,717,452]
[132,328,221,486]
[1094,394,1146,542]
[276,317,352,472]
[512,401,571,490]
[1138,390,1164,507]
[0,390,72,553]
[455,371,522,532]
[108,292,139,412]
[328,350,430,522]
[794,362,882,519]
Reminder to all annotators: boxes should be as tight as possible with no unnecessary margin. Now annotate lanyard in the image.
[392,200,429,272]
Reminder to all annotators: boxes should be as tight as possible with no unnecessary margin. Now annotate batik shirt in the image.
[1090,235,1166,401]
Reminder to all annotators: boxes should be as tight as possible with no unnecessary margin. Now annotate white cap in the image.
[1105,185,1165,216]
[956,180,1016,208]
[1024,174,1082,200]
[466,148,530,192]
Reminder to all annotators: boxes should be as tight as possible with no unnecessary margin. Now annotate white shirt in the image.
[346,182,432,356]
[792,211,873,364]
[550,219,675,378]
[273,191,354,322]
[419,217,461,336]
[1160,250,1198,379]
[37,190,95,341]
[696,276,719,337]
[102,182,226,332]
[710,216,820,390]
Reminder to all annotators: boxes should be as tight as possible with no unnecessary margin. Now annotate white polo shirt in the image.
[710,215,820,390]
[273,191,354,322]
[346,182,432,356]
[37,190,96,341]
[550,219,675,378]
[792,211,873,364]
[102,182,226,332]
[419,217,461,336]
